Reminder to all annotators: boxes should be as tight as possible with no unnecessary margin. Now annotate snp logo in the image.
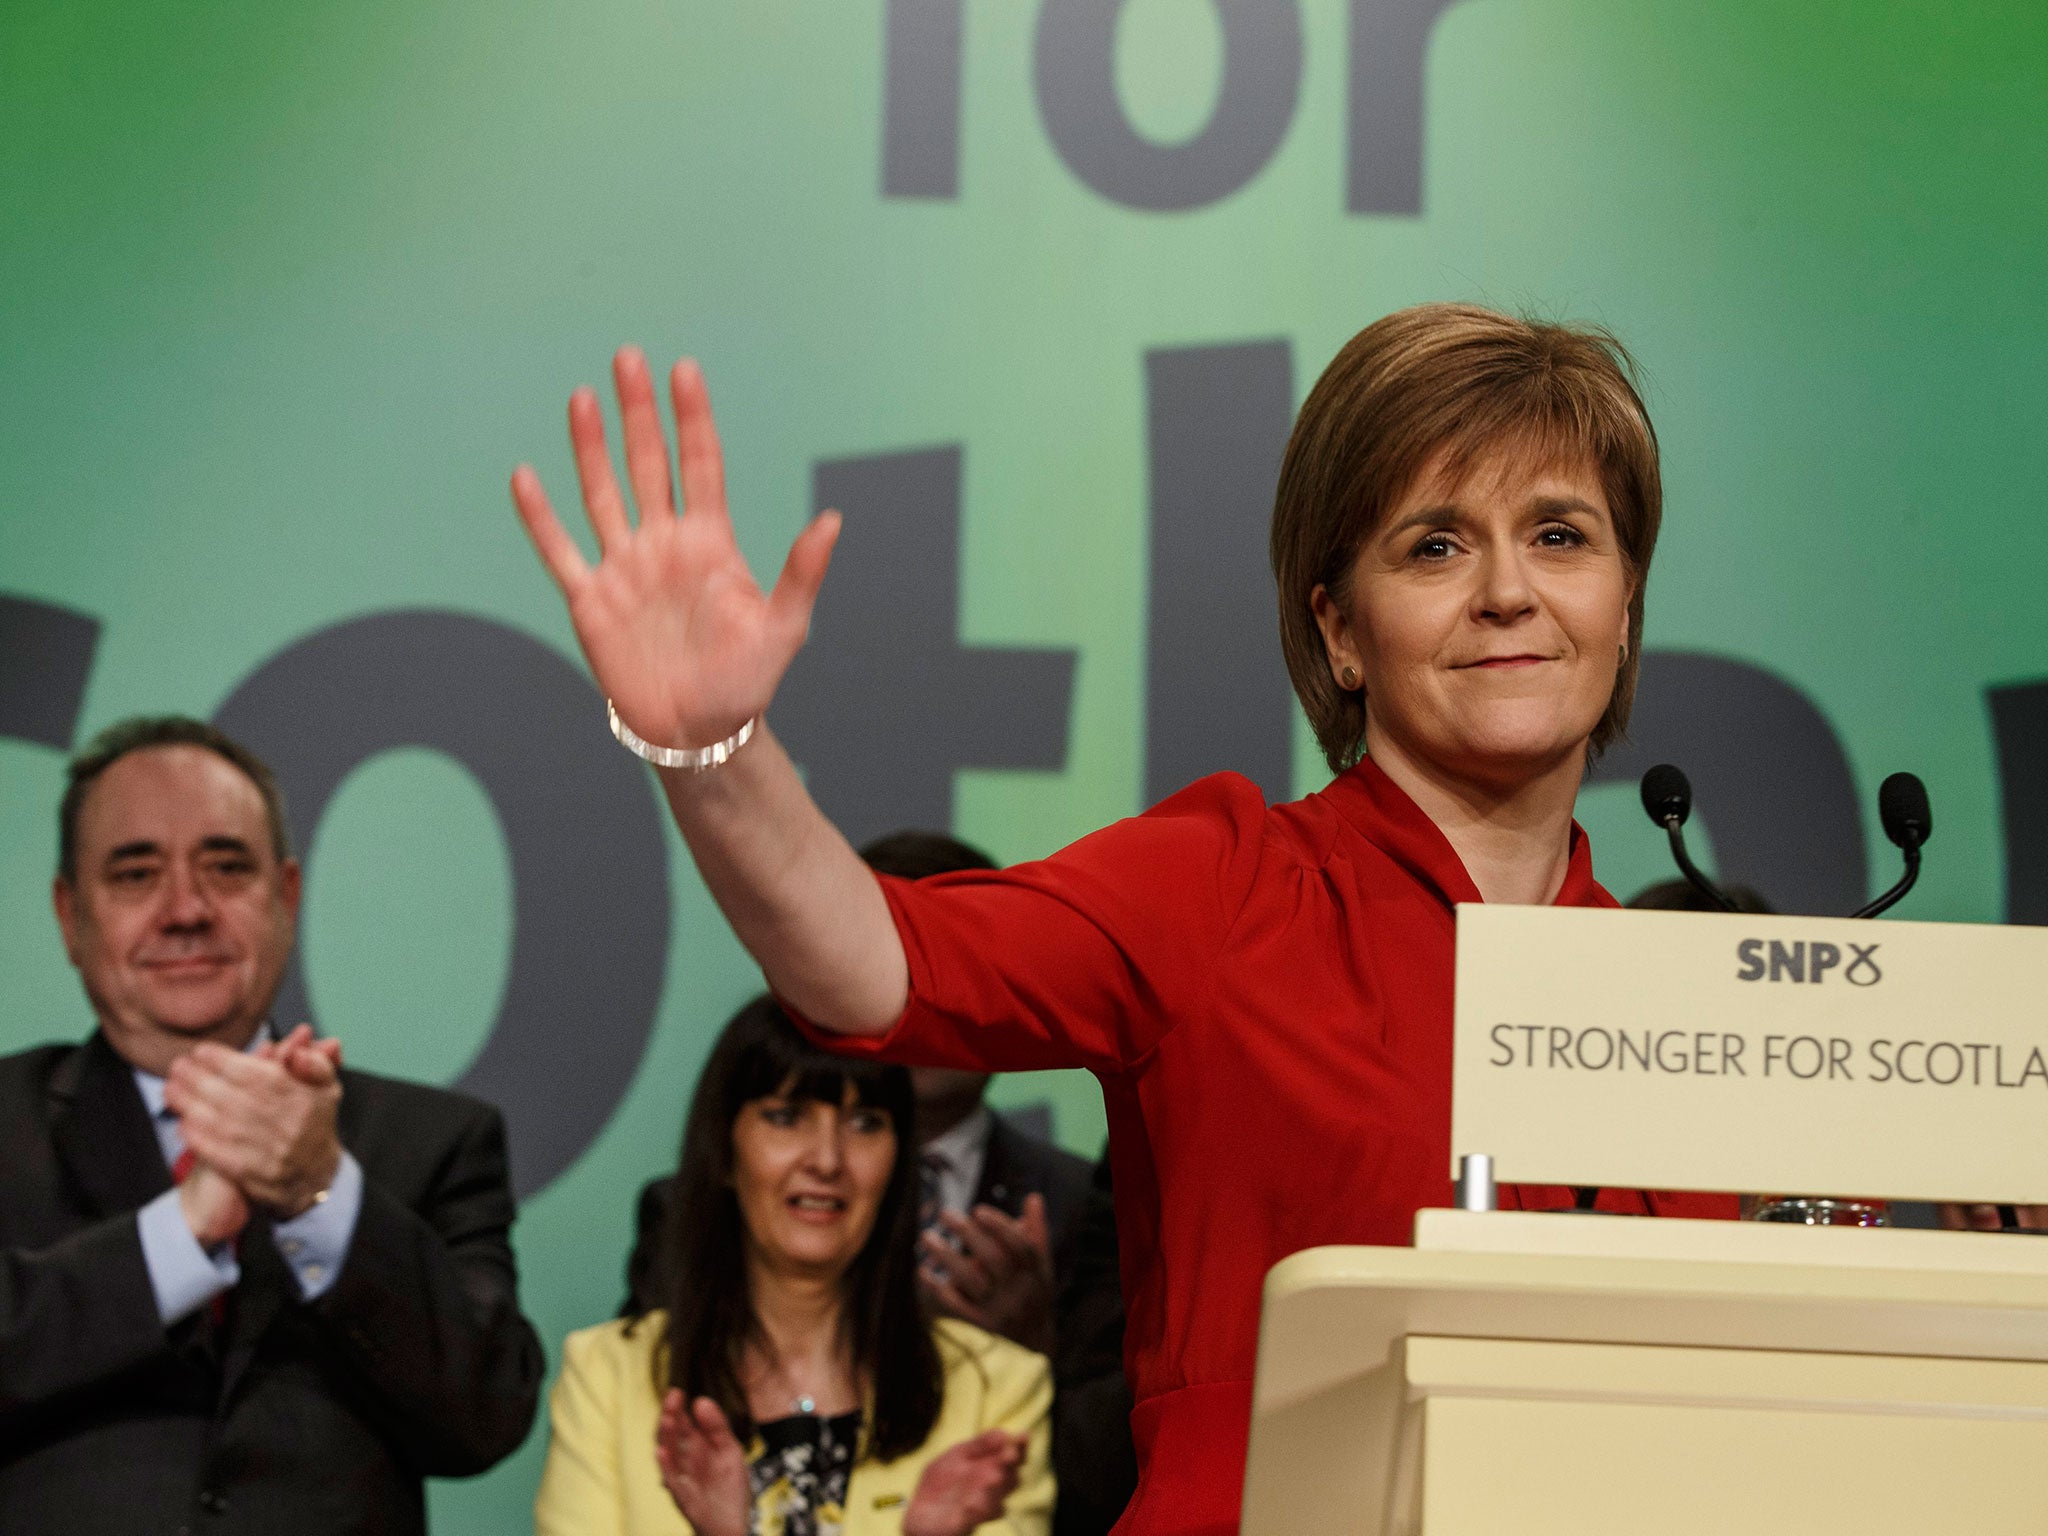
[1736,938,1882,987]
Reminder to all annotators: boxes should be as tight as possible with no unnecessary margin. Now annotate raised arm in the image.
[511,348,903,1033]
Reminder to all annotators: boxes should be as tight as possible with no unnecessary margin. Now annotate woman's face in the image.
[1313,445,1633,789]
[731,1080,899,1282]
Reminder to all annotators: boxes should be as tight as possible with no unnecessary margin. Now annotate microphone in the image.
[1879,771,1932,851]
[1638,764,1740,913]
[1850,771,1931,919]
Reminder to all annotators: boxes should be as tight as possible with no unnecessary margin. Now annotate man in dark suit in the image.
[0,716,543,1535]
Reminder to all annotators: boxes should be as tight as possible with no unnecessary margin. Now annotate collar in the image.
[1318,756,1611,911]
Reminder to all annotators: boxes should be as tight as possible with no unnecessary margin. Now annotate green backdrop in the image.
[5,1,2047,1527]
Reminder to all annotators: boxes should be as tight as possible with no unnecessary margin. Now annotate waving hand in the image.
[510,346,909,1039]
[512,348,841,751]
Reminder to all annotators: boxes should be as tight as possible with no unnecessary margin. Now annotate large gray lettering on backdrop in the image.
[883,0,1463,214]
[881,0,966,197]
[215,611,669,1199]
[0,595,99,751]
[1987,680,2048,924]
[774,447,1078,845]
[1347,0,1462,213]
[1145,340,1295,806]
[1036,0,1303,211]
[1589,650,1866,916]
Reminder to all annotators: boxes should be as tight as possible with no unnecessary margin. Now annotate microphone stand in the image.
[1637,765,1954,1230]
[1658,817,1740,913]
[1848,843,1920,919]
[1638,764,1740,913]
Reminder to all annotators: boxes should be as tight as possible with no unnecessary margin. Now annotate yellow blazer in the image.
[535,1312,1054,1536]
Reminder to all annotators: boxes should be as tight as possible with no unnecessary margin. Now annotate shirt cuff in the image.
[271,1150,364,1301]
[136,1187,239,1326]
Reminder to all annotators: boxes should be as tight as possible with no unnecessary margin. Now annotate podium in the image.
[1241,1210,2048,1535]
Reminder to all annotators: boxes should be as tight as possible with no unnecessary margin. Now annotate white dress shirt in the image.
[920,1104,992,1218]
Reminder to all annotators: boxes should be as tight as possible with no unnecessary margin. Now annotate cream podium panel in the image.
[1241,1213,2048,1536]
[1452,905,2048,1205]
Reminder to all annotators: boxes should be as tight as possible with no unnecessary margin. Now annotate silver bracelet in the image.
[607,699,757,770]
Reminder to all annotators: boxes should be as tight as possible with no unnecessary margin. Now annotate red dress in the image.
[803,758,1736,1536]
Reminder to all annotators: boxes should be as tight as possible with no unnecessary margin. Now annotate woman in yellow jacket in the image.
[536,997,1053,1536]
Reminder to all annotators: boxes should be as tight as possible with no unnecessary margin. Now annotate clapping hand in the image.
[165,1023,343,1218]
[175,1160,250,1251]
[919,1194,1057,1357]
[1940,1203,2048,1232]
[655,1390,752,1536]
[511,348,841,754]
[903,1428,1026,1536]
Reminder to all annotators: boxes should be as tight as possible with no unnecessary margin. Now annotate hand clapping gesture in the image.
[904,1429,1027,1536]
[511,349,841,754]
[165,1023,344,1235]
[654,1390,752,1536]
[654,1393,1022,1536]
[1941,1203,2048,1232]
[920,1194,1058,1357]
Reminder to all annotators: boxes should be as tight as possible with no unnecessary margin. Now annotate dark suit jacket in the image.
[973,1123,1138,1536]
[621,1112,1137,1536]
[0,1031,545,1536]
[1047,1150,1136,1536]
[971,1112,1091,1258]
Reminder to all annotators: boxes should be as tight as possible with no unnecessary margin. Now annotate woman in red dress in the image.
[512,304,1737,1536]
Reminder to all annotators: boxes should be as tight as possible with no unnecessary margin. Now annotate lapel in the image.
[220,1067,367,1404]
[52,1033,223,1372]
[51,1030,174,1218]
[974,1116,1018,1215]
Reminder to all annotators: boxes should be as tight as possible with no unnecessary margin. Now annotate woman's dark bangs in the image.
[728,1022,896,1111]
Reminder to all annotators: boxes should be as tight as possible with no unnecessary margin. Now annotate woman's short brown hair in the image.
[1270,303,1663,774]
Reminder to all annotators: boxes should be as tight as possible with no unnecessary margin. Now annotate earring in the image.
[1341,666,1359,689]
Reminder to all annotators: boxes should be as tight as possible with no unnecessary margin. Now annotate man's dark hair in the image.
[646,995,942,1461]
[858,829,997,881]
[59,716,292,881]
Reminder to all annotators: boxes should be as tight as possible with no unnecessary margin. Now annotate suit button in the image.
[197,1489,228,1515]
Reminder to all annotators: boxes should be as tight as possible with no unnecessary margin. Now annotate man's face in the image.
[911,1067,993,1144]
[53,745,300,1076]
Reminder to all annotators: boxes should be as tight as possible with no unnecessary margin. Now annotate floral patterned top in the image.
[749,1408,862,1536]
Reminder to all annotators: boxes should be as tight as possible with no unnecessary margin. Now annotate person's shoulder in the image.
[564,1311,663,1370]
[1142,769,1356,887]
[1138,769,1271,828]
[1118,769,1303,872]
[0,1039,77,1086]
[0,1040,80,1125]
[552,1313,664,1430]
[337,1063,503,1132]
[1267,773,1363,864]
[931,1314,1047,1381]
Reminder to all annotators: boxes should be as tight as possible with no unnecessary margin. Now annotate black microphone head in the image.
[1878,771,1932,851]
[1640,763,1693,827]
